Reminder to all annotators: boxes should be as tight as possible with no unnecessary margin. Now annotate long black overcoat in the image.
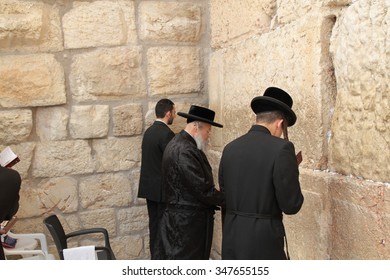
[219,125,304,260]
[154,130,224,259]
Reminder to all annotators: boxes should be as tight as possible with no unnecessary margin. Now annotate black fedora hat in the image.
[250,87,297,126]
[178,105,223,128]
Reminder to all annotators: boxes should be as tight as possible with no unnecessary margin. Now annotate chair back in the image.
[43,214,68,259]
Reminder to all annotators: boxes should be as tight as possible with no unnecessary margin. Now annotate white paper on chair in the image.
[63,246,96,260]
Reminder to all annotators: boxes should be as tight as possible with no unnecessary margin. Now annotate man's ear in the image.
[277,118,284,129]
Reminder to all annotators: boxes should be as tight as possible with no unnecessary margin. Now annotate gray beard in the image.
[194,134,208,151]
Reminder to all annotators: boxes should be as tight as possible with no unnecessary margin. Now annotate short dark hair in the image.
[256,111,285,124]
[155,98,174,118]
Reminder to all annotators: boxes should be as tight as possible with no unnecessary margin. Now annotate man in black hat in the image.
[219,87,304,260]
[153,105,224,259]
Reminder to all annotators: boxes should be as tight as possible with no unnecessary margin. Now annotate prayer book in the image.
[0,146,20,168]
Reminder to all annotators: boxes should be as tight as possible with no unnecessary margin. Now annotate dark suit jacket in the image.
[219,125,304,260]
[138,121,175,202]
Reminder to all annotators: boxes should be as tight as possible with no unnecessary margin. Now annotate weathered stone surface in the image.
[139,1,202,43]
[112,235,143,260]
[117,206,148,234]
[79,209,117,237]
[113,104,143,136]
[79,173,132,209]
[0,110,32,144]
[92,137,142,172]
[147,47,202,96]
[32,140,94,177]
[211,210,223,259]
[70,47,146,102]
[0,54,66,108]
[69,105,109,139]
[63,0,136,49]
[284,169,332,260]
[329,0,390,182]
[277,0,352,25]
[330,175,388,259]
[209,14,336,169]
[210,0,275,48]
[12,216,48,240]
[0,0,63,52]
[36,107,69,141]
[18,177,78,218]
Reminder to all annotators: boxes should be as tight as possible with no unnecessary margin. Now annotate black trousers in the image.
[146,200,161,259]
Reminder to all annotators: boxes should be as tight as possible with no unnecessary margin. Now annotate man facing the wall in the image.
[138,98,176,259]
[219,87,304,260]
[154,105,224,259]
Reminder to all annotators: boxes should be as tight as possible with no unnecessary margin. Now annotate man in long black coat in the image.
[154,105,224,260]
[138,98,176,258]
[0,165,21,260]
[219,87,304,260]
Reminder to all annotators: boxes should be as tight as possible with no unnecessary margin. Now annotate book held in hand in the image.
[0,146,20,168]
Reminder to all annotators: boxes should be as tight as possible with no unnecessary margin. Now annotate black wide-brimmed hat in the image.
[250,87,297,126]
[178,105,223,128]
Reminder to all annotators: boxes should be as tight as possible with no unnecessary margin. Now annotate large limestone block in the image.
[63,0,136,49]
[139,1,202,43]
[329,0,390,182]
[210,0,275,48]
[12,217,47,239]
[79,173,132,209]
[70,47,146,102]
[79,209,116,237]
[117,206,148,234]
[32,140,94,177]
[36,107,69,141]
[92,137,142,172]
[18,177,78,218]
[69,105,109,139]
[112,235,143,260]
[147,47,202,96]
[0,0,63,52]
[0,109,32,144]
[209,14,336,169]
[284,169,332,260]
[0,54,66,108]
[113,104,143,136]
[330,175,388,259]
[277,0,352,24]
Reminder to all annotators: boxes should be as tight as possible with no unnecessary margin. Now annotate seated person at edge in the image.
[0,165,21,260]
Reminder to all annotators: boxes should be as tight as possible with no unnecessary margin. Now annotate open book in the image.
[0,146,20,168]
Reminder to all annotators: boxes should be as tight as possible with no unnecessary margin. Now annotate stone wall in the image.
[0,0,210,260]
[209,0,389,259]
[1,0,389,260]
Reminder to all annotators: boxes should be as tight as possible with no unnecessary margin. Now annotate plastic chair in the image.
[3,231,55,260]
[43,214,116,260]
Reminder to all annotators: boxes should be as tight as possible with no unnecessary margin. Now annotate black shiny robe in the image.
[219,125,304,260]
[154,130,224,259]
